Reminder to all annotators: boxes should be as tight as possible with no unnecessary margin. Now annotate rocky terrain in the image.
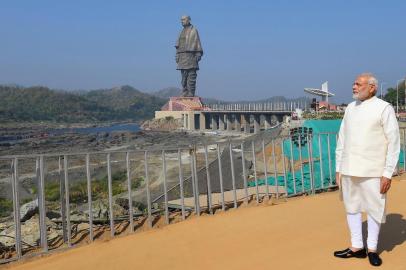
[0,121,293,261]
[0,124,248,219]
[141,117,183,131]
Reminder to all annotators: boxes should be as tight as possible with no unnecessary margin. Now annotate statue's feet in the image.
[181,91,194,97]
[181,90,189,97]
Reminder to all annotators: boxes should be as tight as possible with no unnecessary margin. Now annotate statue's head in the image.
[181,15,191,27]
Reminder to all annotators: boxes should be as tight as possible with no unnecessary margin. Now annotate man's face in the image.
[181,16,190,27]
[352,76,375,101]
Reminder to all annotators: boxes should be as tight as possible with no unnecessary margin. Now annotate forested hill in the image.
[0,83,328,123]
[0,85,166,123]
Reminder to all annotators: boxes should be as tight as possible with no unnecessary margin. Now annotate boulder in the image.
[90,200,109,220]
[83,199,128,220]
[115,197,129,210]
[20,199,38,222]
[46,210,61,220]
[76,223,89,231]
[69,212,87,222]
[0,214,61,248]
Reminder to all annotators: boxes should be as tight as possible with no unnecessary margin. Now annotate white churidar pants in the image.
[341,175,386,251]
[346,213,381,251]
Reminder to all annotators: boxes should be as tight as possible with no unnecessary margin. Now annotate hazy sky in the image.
[1,0,405,103]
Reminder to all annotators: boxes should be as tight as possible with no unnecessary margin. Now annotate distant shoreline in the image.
[0,120,143,131]
[0,121,142,146]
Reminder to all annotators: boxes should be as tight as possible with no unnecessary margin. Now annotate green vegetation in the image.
[303,111,344,120]
[40,170,143,203]
[0,85,166,123]
[0,170,144,217]
[44,182,61,201]
[84,85,166,121]
[0,197,13,218]
[21,198,35,205]
[383,80,406,108]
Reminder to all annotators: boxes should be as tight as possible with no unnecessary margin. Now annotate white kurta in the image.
[341,176,387,223]
[336,100,400,223]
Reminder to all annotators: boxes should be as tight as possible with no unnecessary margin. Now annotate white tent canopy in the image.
[304,81,335,102]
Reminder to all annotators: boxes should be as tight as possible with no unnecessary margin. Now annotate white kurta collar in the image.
[355,95,377,106]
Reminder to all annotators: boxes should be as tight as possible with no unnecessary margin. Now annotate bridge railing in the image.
[0,130,362,264]
[204,101,310,111]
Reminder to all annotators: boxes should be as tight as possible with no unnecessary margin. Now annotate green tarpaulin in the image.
[249,120,404,195]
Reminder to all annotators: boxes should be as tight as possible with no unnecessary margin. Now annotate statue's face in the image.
[181,16,190,27]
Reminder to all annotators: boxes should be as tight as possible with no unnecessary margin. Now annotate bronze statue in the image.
[175,15,203,97]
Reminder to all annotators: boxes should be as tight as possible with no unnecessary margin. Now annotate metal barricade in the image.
[0,131,348,264]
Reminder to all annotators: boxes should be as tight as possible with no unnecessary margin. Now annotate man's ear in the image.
[369,85,377,95]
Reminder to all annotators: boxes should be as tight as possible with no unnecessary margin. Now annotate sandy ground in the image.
[5,177,406,270]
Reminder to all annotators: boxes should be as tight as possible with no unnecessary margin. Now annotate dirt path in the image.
[6,177,406,270]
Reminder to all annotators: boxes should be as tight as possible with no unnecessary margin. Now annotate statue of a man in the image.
[175,15,203,97]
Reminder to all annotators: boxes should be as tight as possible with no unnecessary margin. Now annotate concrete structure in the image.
[304,81,340,112]
[155,97,205,130]
[200,111,288,133]
[155,97,302,133]
[304,81,335,103]
[318,101,337,111]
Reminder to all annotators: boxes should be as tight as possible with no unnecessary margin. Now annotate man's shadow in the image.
[362,213,406,253]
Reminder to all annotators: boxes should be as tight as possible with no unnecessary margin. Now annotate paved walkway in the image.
[6,177,406,270]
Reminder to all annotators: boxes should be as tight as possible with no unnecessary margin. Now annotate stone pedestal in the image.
[163,96,204,111]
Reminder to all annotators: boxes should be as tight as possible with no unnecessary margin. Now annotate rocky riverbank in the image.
[0,119,300,263]
[0,123,250,215]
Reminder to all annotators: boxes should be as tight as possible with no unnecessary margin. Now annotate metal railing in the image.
[204,101,310,112]
[0,130,359,264]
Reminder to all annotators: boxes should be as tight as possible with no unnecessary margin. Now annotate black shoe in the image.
[333,248,367,259]
[368,252,382,266]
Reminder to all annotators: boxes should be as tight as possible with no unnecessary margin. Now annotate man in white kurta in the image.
[334,73,400,266]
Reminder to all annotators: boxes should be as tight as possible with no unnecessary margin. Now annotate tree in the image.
[383,80,406,110]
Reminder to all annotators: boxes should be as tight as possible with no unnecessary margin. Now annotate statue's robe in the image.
[176,25,203,70]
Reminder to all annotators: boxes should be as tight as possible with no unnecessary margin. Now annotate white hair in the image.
[359,72,378,87]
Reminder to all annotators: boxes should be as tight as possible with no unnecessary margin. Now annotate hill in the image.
[0,85,112,122]
[0,84,312,124]
[152,87,182,99]
[84,85,166,120]
[0,85,166,123]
